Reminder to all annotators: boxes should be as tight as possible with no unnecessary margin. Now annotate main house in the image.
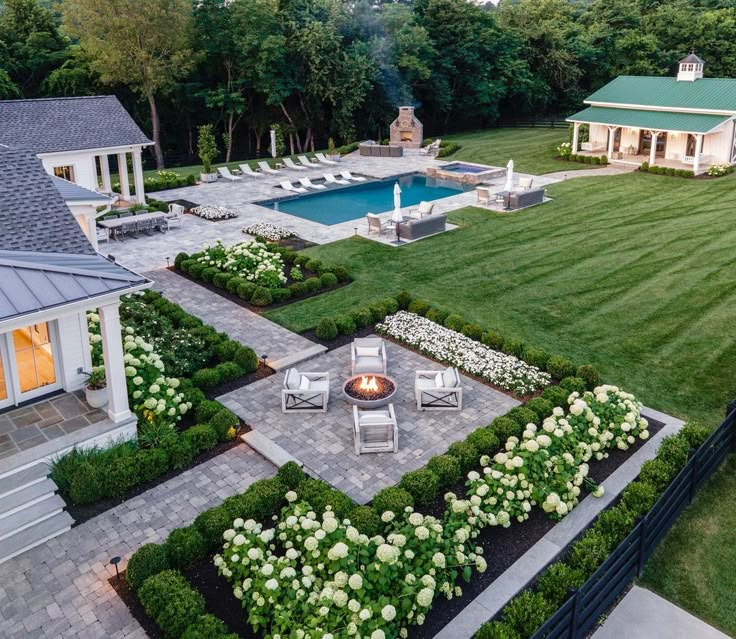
[0,147,150,560]
[0,95,152,247]
[567,54,736,174]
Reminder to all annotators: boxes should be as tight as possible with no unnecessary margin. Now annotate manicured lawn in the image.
[641,452,736,635]
[266,171,736,426]
[442,127,594,174]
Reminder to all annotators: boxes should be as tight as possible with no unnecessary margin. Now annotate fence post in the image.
[727,400,736,449]
[687,448,697,503]
[568,587,579,639]
[636,515,648,576]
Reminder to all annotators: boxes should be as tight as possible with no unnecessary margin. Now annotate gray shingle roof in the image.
[51,176,111,203]
[0,96,152,154]
[680,53,705,65]
[0,250,150,322]
[0,148,96,255]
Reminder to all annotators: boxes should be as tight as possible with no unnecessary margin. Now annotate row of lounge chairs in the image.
[216,154,339,182]
[280,172,366,193]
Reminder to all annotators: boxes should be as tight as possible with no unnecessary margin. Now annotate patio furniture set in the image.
[358,141,404,157]
[96,204,184,242]
[281,337,462,455]
[475,177,545,211]
[216,154,342,182]
[366,201,447,241]
[280,171,366,194]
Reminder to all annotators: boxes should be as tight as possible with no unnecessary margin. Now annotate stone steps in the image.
[241,431,302,468]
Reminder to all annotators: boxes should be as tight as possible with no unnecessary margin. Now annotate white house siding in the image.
[56,311,92,391]
[67,203,99,251]
[40,151,98,192]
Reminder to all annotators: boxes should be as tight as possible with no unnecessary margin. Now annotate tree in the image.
[197,124,218,174]
[61,0,196,168]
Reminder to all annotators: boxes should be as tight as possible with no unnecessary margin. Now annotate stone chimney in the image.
[390,106,423,149]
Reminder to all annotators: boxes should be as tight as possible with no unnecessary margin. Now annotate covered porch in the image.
[568,106,736,174]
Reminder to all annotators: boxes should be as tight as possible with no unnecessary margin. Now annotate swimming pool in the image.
[260,173,469,225]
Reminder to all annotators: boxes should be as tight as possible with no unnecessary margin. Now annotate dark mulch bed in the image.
[171,267,352,314]
[111,573,163,639]
[169,198,199,211]
[117,415,663,639]
[278,236,316,251]
[209,363,275,396]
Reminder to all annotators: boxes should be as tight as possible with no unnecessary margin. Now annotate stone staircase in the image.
[0,463,72,565]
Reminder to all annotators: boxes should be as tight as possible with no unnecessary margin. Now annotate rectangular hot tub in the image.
[427,162,506,185]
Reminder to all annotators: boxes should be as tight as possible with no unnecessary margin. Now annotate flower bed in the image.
[377,311,550,396]
[243,222,295,241]
[191,205,239,220]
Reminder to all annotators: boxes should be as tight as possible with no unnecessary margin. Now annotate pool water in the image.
[261,173,468,225]
[441,163,489,174]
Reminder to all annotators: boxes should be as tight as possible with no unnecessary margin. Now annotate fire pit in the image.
[343,374,397,408]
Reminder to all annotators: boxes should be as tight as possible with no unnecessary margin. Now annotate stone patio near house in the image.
[218,338,520,504]
[0,391,107,461]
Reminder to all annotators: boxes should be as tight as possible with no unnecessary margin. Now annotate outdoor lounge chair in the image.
[409,201,434,219]
[419,139,441,156]
[166,203,185,229]
[239,164,263,178]
[341,170,366,182]
[217,167,243,181]
[476,187,491,206]
[283,158,308,171]
[351,337,387,375]
[324,173,350,185]
[299,177,326,190]
[515,177,533,191]
[258,161,281,175]
[315,152,339,165]
[414,367,463,411]
[282,369,330,413]
[280,181,307,194]
[298,155,318,168]
[353,405,398,454]
[366,213,392,236]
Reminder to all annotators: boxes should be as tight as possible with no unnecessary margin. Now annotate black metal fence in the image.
[491,118,569,129]
[531,405,736,639]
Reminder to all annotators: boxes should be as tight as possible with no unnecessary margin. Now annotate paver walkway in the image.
[146,268,324,369]
[543,163,636,181]
[0,444,275,639]
[592,585,730,639]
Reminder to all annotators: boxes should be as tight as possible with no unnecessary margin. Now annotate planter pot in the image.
[328,154,341,162]
[200,172,218,183]
[85,386,108,409]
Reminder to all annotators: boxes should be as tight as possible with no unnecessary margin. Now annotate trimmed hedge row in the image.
[639,161,694,178]
[476,421,711,639]
[175,246,350,309]
[563,153,609,165]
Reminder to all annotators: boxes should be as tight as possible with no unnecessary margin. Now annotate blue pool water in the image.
[261,173,468,225]
[441,163,489,174]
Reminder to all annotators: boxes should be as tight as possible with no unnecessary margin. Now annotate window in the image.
[53,165,75,182]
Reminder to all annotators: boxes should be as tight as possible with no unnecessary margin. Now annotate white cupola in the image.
[677,52,704,82]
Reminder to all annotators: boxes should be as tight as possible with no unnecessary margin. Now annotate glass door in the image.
[12,322,60,400]
[0,341,12,410]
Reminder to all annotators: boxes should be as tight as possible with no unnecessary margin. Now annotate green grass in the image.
[265,170,736,426]
[442,127,593,174]
[640,452,736,635]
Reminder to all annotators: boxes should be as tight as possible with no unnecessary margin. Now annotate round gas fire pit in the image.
[343,374,397,408]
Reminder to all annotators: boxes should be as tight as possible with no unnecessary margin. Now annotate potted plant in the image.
[327,136,340,162]
[198,124,219,183]
[84,368,108,408]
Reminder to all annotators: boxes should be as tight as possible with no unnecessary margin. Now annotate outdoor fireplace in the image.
[390,106,423,149]
[343,374,397,408]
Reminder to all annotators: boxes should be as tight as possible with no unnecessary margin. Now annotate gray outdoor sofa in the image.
[359,142,403,157]
[398,214,447,240]
[508,187,545,209]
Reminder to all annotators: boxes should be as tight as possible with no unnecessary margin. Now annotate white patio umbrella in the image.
[503,158,514,193]
[270,129,277,158]
[392,182,404,244]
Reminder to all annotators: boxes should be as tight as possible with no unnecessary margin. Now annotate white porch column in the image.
[132,148,146,204]
[693,134,704,174]
[117,152,131,200]
[572,122,580,153]
[649,131,659,166]
[99,154,112,192]
[98,301,132,424]
[607,127,617,159]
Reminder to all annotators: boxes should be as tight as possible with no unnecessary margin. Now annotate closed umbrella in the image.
[392,182,404,244]
[503,159,514,192]
[270,129,277,158]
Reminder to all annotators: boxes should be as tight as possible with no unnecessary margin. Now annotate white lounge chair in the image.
[366,213,391,236]
[414,367,463,411]
[353,405,399,454]
[476,187,491,206]
[217,167,243,181]
[282,369,330,413]
[341,170,366,182]
[239,164,263,178]
[315,152,339,165]
[258,161,281,175]
[298,155,318,168]
[515,177,533,191]
[299,177,326,190]
[166,203,185,229]
[409,201,434,219]
[283,158,307,171]
[280,181,307,194]
[419,139,442,156]
[351,337,387,375]
[324,173,350,185]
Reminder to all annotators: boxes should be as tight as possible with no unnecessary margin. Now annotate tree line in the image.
[2,0,736,168]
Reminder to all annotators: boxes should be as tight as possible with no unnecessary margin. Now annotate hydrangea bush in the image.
[197,240,287,289]
[244,222,296,241]
[377,312,550,395]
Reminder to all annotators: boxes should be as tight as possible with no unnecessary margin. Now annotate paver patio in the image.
[0,444,275,639]
[219,338,519,504]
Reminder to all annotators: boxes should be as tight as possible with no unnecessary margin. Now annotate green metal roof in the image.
[567,106,731,133]
[585,76,736,112]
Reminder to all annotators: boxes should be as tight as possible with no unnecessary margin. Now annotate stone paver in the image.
[219,339,519,504]
[146,268,321,368]
[543,163,637,181]
[592,586,729,639]
[0,444,275,639]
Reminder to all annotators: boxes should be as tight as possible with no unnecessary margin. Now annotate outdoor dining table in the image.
[98,212,168,240]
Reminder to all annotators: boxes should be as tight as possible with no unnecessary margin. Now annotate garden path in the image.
[145,268,325,370]
[0,444,275,639]
[543,163,636,181]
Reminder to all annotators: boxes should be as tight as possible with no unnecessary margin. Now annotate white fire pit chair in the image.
[281,368,330,413]
[414,367,463,411]
[351,337,387,375]
[353,405,398,454]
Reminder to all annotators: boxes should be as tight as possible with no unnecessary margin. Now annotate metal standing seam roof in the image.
[0,251,150,323]
[567,106,731,134]
[584,76,736,112]
[50,176,111,203]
